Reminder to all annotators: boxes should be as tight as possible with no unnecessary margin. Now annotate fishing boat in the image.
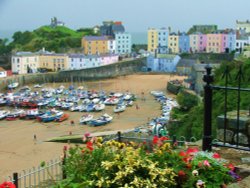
[94,103,105,111]
[79,114,94,124]
[55,113,69,122]
[6,109,25,120]
[86,103,95,112]
[104,97,119,105]
[0,98,7,106]
[8,82,19,89]
[34,84,42,88]
[60,102,74,110]
[88,113,113,126]
[126,100,134,107]
[25,108,40,119]
[70,105,81,112]
[114,104,126,113]
[37,109,63,122]
[0,110,10,120]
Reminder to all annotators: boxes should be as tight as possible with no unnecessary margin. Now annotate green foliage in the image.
[171,59,250,140]
[177,90,199,111]
[55,140,236,188]
[0,26,96,56]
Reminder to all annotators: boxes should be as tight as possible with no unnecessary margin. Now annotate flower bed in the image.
[53,136,240,187]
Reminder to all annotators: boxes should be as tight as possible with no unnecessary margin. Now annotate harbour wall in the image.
[0,58,146,91]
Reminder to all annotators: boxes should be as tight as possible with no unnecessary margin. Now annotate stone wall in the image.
[217,110,250,146]
[0,58,145,91]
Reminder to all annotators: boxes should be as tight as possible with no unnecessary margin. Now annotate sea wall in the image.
[0,58,145,91]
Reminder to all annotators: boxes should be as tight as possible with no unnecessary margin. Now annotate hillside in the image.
[10,26,97,53]
[169,59,250,140]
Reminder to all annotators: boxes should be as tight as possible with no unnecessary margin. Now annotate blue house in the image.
[178,32,190,53]
[147,54,181,72]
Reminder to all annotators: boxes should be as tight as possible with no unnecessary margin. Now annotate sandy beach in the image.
[0,74,185,181]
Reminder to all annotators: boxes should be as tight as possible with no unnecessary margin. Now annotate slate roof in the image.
[83,36,109,41]
[177,59,197,67]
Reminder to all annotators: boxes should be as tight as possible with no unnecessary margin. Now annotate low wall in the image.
[0,58,145,91]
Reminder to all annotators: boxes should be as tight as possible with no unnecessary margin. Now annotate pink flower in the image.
[203,160,210,167]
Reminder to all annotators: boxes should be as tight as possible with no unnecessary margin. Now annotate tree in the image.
[177,90,199,111]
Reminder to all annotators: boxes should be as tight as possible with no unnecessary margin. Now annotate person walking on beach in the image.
[33,134,37,144]
[136,104,140,110]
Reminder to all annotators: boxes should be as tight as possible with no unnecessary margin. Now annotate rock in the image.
[233,133,249,145]
[241,158,250,164]
[217,129,234,142]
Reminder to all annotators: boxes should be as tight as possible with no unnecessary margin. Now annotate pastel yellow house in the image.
[168,33,179,54]
[82,36,109,55]
[39,54,68,71]
[147,28,158,53]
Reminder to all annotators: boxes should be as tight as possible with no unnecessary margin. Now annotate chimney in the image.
[168,26,171,33]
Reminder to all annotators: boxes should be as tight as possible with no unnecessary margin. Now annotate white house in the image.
[236,36,250,53]
[115,32,132,55]
[11,52,40,74]
[108,39,116,54]
[68,54,102,70]
[147,54,181,72]
[0,67,7,78]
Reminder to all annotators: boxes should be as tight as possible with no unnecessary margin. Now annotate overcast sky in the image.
[0,0,250,33]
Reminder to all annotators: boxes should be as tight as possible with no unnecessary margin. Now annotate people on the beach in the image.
[136,104,140,110]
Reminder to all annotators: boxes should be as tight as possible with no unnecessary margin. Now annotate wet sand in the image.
[0,74,185,180]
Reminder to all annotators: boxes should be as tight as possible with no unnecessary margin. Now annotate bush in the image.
[54,137,239,188]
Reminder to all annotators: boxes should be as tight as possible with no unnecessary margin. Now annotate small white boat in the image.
[34,84,42,88]
[6,109,25,120]
[104,97,119,105]
[70,105,81,112]
[0,110,10,119]
[80,114,94,124]
[78,105,87,112]
[114,104,126,113]
[126,100,133,107]
[94,103,105,111]
[8,82,19,89]
[92,98,100,104]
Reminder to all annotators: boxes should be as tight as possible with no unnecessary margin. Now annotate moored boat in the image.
[8,82,19,89]
[0,110,10,120]
[79,114,94,124]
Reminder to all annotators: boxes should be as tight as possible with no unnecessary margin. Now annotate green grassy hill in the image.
[9,25,97,53]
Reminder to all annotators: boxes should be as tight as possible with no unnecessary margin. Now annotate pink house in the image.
[101,54,119,66]
[198,34,207,52]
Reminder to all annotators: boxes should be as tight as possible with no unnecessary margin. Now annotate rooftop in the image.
[83,36,110,41]
[156,54,178,59]
[177,59,198,67]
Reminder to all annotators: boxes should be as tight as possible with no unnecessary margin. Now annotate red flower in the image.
[86,141,94,151]
[212,152,221,159]
[0,182,16,188]
[186,147,199,155]
[152,136,159,144]
[160,136,169,141]
[227,163,235,171]
[178,170,186,177]
[179,151,186,157]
